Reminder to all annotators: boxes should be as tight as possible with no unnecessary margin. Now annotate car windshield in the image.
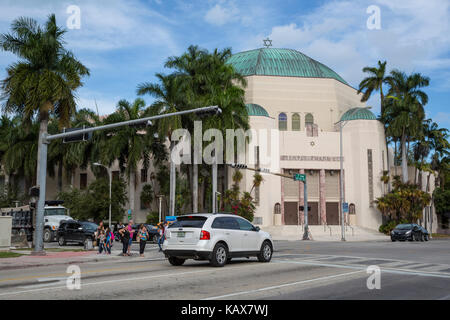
[396,224,413,230]
[169,216,207,228]
[44,208,67,216]
[80,222,97,231]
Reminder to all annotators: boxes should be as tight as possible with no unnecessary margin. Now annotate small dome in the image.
[340,108,376,121]
[246,103,270,117]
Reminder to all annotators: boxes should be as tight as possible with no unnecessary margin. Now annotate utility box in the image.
[0,216,12,251]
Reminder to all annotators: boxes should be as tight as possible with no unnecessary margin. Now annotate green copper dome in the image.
[227,48,349,85]
[340,108,376,121]
[246,103,270,117]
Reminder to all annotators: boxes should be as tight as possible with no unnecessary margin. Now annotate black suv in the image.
[57,221,98,246]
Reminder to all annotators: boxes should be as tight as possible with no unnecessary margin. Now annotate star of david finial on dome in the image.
[263,38,272,48]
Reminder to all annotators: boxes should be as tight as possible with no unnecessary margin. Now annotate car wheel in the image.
[43,229,53,243]
[424,234,429,241]
[58,236,66,246]
[257,241,273,262]
[152,234,158,243]
[168,256,185,266]
[391,238,396,242]
[420,233,425,242]
[210,243,228,267]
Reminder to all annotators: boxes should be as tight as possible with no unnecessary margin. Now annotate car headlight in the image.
[52,226,57,231]
[405,230,411,235]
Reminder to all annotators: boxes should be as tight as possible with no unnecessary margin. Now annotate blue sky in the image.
[0,0,449,130]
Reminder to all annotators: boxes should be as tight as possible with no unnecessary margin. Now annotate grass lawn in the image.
[0,251,23,258]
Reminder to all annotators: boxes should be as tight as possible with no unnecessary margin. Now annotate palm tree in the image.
[384,70,430,183]
[137,74,184,216]
[358,61,388,114]
[358,61,391,189]
[98,98,153,219]
[47,108,101,191]
[2,116,39,191]
[164,46,249,212]
[0,14,89,186]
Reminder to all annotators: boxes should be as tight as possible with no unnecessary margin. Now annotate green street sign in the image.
[294,173,306,182]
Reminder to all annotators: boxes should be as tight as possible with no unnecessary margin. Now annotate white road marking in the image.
[203,270,365,300]
[275,259,450,279]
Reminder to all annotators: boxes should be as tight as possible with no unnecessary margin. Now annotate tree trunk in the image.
[401,133,408,183]
[57,161,63,192]
[129,170,135,220]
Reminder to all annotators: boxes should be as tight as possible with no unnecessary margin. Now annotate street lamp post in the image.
[336,107,371,242]
[93,163,112,229]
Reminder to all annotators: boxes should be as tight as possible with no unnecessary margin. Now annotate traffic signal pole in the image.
[32,105,221,255]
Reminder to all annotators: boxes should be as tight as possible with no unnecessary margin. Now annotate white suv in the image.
[162,213,274,267]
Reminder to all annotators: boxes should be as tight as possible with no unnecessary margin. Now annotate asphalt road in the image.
[1,239,449,300]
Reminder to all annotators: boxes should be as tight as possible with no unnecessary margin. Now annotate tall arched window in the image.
[305,113,314,125]
[278,113,287,131]
[292,113,300,131]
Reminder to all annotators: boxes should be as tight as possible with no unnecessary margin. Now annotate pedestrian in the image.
[95,221,105,253]
[127,220,134,255]
[105,227,113,255]
[157,222,165,252]
[119,224,131,256]
[137,224,149,257]
[98,229,106,254]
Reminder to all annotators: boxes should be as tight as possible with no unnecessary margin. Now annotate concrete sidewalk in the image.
[0,245,163,271]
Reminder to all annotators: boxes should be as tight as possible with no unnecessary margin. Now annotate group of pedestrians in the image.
[94,219,169,257]
[94,221,114,255]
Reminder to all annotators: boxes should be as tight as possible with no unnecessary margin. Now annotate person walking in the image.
[119,224,131,256]
[137,224,149,257]
[98,229,106,254]
[127,220,134,256]
[95,221,105,253]
[105,227,113,255]
[157,222,165,252]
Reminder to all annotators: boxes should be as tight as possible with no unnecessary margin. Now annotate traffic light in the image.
[230,163,247,169]
[195,106,222,118]
[62,126,92,143]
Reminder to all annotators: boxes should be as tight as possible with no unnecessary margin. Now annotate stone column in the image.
[319,169,326,225]
[299,169,305,224]
[281,171,285,225]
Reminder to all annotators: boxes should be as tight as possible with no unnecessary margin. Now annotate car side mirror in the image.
[254,226,260,232]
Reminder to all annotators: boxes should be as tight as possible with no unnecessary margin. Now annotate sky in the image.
[0,0,449,130]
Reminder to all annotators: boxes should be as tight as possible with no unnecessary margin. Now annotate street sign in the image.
[343,202,349,213]
[294,173,306,182]
[127,209,132,220]
[165,216,177,222]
